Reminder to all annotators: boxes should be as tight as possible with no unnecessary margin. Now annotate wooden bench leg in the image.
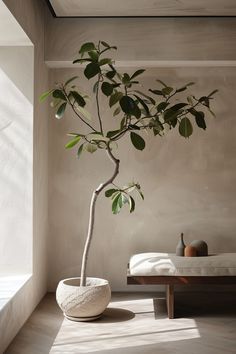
[166,284,174,319]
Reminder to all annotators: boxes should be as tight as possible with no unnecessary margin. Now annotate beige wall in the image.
[45,17,236,63]
[48,66,236,291]
[0,45,33,274]
[45,17,236,293]
[0,0,50,352]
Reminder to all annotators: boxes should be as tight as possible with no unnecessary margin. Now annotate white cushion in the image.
[129,253,236,276]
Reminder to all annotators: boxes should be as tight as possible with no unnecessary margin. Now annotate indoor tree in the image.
[41,40,217,287]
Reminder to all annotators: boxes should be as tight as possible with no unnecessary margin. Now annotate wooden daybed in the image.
[127,252,236,319]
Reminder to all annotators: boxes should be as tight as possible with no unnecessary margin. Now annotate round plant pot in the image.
[56,277,111,321]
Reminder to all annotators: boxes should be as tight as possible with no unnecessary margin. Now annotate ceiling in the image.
[47,0,236,17]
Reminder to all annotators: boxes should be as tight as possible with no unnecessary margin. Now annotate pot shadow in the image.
[95,307,135,323]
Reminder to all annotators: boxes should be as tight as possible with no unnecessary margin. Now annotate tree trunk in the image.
[80,146,120,286]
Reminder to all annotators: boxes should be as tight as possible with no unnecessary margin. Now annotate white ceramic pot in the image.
[56,277,111,321]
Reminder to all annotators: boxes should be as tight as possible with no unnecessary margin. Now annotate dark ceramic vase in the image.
[190,240,208,256]
[176,233,186,256]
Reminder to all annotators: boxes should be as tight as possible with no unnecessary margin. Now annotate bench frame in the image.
[127,268,236,319]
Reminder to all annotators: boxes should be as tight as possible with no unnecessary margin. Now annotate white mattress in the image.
[129,253,236,276]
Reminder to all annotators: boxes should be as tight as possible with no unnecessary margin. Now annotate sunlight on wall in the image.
[0,47,33,276]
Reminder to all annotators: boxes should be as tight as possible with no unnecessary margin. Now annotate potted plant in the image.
[41,40,217,321]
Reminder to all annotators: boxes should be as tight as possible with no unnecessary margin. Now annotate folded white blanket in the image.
[129,253,236,276]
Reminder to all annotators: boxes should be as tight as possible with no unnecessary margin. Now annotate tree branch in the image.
[62,87,97,132]
[96,75,104,134]
[80,144,120,286]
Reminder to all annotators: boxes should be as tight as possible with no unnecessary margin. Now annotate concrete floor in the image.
[5,292,236,354]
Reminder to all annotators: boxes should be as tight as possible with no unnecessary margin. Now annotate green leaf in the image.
[122,73,131,84]
[65,136,81,149]
[162,87,173,96]
[107,129,121,138]
[179,117,193,138]
[194,111,206,130]
[132,103,141,119]
[208,89,218,97]
[130,132,145,150]
[113,107,121,116]
[101,41,110,48]
[149,89,164,96]
[187,96,194,105]
[137,188,144,200]
[111,191,120,200]
[70,91,86,107]
[157,101,169,112]
[101,82,113,96]
[88,50,99,61]
[65,76,78,86]
[133,90,155,105]
[84,62,100,79]
[120,96,136,114]
[121,193,129,204]
[109,91,123,107]
[106,70,116,79]
[134,95,149,115]
[87,133,109,142]
[149,119,164,135]
[164,109,179,123]
[79,42,96,55]
[170,103,188,111]
[156,79,168,87]
[105,189,117,197]
[129,196,135,213]
[130,69,145,80]
[120,117,126,129]
[99,58,112,66]
[86,143,97,153]
[199,96,210,107]
[55,102,67,119]
[77,144,84,159]
[73,58,93,64]
[176,86,187,93]
[176,82,195,93]
[52,89,66,101]
[67,132,84,137]
[39,89,53,102]
[112,193,122,214]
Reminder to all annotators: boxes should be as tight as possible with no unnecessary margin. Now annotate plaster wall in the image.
[48,66,236,292]
[0,0,50,351]
[0,45,33,274]
[45,17,236,63]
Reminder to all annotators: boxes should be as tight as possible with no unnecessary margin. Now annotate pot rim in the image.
[59,277,109,288]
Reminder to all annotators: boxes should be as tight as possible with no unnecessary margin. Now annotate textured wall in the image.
[0,1,50,352]
[48,66,236,291]
[0,46,33,274]
[45,17,236,63]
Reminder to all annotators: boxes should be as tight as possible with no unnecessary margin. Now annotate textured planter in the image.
[56,277,111,321]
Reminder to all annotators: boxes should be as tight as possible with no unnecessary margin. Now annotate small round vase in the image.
[56,277,111,321]
[190,240,208,256]
[184,245,197,257]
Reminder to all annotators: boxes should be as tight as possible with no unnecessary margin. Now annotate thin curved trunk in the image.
[80,146,120,286]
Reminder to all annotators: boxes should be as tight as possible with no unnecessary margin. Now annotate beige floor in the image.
[5,292,236,354]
